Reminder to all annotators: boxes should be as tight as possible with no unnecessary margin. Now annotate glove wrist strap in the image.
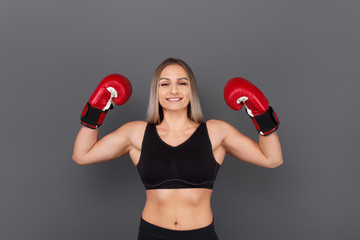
[80,102,108,129]
[251,106,279,136]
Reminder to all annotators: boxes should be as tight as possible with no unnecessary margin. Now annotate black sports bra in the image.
[136,121,221,190]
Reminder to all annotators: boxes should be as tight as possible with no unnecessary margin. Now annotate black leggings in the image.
[137,217,219,240]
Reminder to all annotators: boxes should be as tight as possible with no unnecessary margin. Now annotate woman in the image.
[72,58,283,240]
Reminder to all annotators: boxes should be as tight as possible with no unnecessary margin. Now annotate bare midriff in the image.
[141,188,214,230]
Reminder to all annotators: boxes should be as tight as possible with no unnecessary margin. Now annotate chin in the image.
[160,104,190,112]
[163,107,188,112]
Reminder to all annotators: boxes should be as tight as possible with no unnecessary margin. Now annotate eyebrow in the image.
[159,77,188,81]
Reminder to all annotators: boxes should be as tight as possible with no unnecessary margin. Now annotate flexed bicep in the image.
[73,123,132,165]
[220,121,270,168]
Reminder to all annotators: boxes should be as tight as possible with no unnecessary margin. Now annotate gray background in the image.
[1,0,359,239]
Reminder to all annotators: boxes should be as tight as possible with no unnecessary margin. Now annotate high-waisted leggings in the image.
[137,216,219,240]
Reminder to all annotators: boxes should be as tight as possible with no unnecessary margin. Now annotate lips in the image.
[166,97,182,102]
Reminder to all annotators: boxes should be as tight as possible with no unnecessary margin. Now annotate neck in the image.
[160,108,196,131]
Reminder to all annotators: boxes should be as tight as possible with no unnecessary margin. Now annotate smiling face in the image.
[158,64,190,112]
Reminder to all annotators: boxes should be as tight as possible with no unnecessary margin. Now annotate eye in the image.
[179,82,187,86]
[160,83,169,86]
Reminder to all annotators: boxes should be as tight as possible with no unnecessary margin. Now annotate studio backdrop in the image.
[1,0,359,239]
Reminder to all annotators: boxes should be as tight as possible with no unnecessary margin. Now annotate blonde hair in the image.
[146,58,204,124]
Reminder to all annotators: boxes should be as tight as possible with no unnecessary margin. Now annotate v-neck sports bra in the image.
[136,121,221,190]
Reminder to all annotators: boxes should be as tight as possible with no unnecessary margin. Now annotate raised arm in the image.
[219,120,283,168]
[72,122,136,165]
[222,77,283,168]
[72,73,132,165]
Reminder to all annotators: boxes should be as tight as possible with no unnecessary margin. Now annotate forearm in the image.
[72,126,99,163]
[258,132,283,168]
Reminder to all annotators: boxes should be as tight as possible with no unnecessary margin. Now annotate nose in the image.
[170,83,178,94]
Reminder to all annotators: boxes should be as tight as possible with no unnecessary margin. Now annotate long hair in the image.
[146,58,204,124]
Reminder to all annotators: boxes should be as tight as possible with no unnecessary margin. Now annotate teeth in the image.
[168,98,181,101]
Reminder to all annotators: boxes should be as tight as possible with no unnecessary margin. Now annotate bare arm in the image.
[72,126,99,164]
[72,123,133,165]
[215,120,283,168]
[258,132,283,168]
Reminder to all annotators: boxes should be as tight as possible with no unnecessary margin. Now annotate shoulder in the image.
[114,121,148,138]
[206,119,245,138]
[114,121,147,148]
[121,120,148,129]
[205,119,234,132]
[205,119,238,141]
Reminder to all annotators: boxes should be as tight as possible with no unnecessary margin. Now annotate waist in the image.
[142,188,213,230]
[139,216,216,236]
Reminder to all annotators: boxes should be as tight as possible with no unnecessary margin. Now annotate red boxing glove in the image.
[224,77,279,136]
[81,74,132,129]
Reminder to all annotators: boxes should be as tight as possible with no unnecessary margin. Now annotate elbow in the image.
[72,155,88,165]
[267,158,284,168]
